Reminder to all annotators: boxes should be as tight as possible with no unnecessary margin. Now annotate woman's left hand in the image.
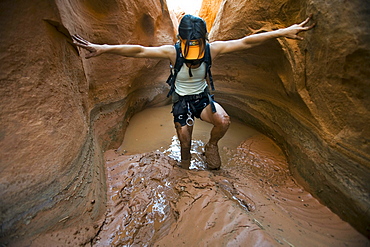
[281,15,316,40]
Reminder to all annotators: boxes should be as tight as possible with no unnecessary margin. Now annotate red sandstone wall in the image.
[198,0,223,32]
[0,1,100,243]
[0,0,369,244]
[210,0,370,236]
[0,0,175,244]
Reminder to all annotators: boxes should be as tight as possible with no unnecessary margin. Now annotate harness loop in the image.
[186,102,194,126]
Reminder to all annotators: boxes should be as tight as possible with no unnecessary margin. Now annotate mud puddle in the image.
[98,105,368,246]
[117,104,260,169]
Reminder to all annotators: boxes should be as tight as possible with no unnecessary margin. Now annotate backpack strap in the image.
[204,43,215,91]
[203,43,216,112]
[166,42,183,97]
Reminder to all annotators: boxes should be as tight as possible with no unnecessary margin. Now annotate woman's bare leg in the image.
[200,103,231,169]
[175,122,194,169]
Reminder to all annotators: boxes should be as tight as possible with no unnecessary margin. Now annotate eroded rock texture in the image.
[0,0,369,245]
[198,0,223,32]
[210,0,370,236]
[0,0,174,245]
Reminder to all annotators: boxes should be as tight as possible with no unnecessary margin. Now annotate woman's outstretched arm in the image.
[210,16,315,58]
[72,35,175,61]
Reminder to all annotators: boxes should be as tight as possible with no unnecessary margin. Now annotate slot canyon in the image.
[0,0,369,246]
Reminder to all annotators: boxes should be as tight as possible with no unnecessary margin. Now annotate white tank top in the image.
[175,62,207,96]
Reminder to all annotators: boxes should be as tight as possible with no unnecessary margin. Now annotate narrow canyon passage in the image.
[1,0,369,246]
[96,105,367,246]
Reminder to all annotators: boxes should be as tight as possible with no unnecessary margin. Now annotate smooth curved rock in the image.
[210,0,370,236]
[0,0,369,245]
[198,0,223,32]
[0,0,174,244]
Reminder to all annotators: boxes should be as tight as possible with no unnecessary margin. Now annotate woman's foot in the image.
[180,159,191,169]
[205,143,221,170]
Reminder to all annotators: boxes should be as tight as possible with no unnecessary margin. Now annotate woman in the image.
[73,14,314,170]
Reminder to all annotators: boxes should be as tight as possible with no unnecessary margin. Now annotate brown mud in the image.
[97,105,368,246]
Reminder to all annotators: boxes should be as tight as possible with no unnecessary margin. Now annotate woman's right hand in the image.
[72,35,105,58]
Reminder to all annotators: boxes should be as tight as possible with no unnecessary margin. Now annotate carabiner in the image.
[186,113,194,126]
[186,102,194,126]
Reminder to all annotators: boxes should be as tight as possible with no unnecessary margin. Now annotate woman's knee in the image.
[213,103,230,128]
[223,114,231,128]
[215,112,231,129]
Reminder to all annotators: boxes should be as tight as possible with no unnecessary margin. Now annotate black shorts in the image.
[172,95,211,126]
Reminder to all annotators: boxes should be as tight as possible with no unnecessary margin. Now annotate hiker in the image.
[73,14,314,170]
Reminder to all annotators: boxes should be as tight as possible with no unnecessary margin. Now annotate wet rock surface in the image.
[97,134,367,246]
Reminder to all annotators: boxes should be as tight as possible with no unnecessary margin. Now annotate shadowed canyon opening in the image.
[0,0,369,246]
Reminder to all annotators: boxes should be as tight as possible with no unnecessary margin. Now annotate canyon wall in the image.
[198,0,223,32]
[0,0,174,244]
[210,0,370,236]
[0,0,369,245]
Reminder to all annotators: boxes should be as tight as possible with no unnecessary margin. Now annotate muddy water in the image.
[97,105,368,247]
[118,104,260,169]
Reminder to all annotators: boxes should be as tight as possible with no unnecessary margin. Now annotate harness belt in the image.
[179,90,208,101]
[174,87,216,113]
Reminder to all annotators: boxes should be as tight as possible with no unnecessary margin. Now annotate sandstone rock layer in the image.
[198,0,223,32]
[0,0,369,245]
[0,0,174,244]
[209,0,370,236]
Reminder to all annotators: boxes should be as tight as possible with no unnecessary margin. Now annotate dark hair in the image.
[178,14,208,59]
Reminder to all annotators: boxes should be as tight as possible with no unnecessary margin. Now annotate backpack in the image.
[166,42,215,98]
